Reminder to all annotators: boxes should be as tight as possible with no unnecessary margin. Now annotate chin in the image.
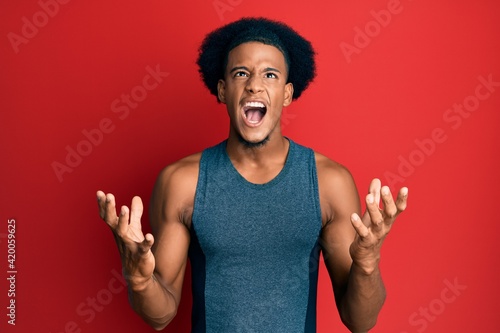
[237,134,270,148]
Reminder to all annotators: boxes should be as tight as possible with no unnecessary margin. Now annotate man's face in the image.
[217,42,293,147]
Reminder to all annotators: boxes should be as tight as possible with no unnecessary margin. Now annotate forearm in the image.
[338,262,386,333]
[128,274,178,330]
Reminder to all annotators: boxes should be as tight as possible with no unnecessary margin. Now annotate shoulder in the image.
[151,152,202,230]
[159,152,201,185]
[314,152,355,188]
[314,152,360,224]
[154,152,202,201]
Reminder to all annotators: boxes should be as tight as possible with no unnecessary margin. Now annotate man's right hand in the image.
[96,191,155,291]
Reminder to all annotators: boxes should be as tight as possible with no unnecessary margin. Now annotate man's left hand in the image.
[349,178,408,274]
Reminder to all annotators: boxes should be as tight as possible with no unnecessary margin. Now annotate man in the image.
[97,17,408,332]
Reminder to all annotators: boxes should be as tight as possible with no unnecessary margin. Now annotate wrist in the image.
[124,270,155,292]
[350,243,382,276]
[351,257,380,276]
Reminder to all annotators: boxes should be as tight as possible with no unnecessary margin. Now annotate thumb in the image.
[351,213,369,238]
[138,233,154,254]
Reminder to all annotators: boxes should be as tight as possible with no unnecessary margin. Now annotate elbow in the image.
[152,323,168,331]
[152,324,166,331]
[339,307,380,333]
[342,319,377,333]
[151,320,169,331]
[150,308,178,331]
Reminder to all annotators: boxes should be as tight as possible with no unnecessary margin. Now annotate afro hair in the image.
[197,17,316,101]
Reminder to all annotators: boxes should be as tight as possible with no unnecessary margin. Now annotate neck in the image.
[225,134,290,184]
[226,134,289,167]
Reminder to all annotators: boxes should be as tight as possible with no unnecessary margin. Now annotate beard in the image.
[237,133,270,149]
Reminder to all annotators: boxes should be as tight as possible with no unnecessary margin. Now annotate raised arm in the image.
[316,154,408,332]
[96,154,198,330]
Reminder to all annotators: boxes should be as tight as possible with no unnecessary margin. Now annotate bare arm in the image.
[316,154,408,332]
[96,154,198,330]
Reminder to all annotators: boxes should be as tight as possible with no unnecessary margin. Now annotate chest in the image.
[192,182,321,259]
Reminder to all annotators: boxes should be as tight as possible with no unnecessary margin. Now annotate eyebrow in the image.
[229,66,282,74]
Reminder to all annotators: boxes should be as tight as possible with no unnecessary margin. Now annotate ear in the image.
[283,82,294,107]
[217,79,226,104]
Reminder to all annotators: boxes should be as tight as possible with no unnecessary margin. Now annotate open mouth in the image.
[242,101,267,125]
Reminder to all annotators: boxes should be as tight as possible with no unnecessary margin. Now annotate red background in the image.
[1,0,499,332]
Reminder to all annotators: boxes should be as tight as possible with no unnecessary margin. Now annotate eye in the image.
[265,72,278,79]
[234,71,249,78]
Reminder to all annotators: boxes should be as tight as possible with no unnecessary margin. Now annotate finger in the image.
[103,193,119,228]
[381,186,398,220]
[117,205,130,237]
[395,187,409,213]
[369,178,382,206]
[365,193,384,229]
[96,190,107,219]
[351,213,369,238]
[130,196,144,229]
[138,233,155,255]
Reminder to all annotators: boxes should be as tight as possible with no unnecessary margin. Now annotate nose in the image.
[245,75,264,94]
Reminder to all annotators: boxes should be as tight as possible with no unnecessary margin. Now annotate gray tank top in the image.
[190,138,322,332]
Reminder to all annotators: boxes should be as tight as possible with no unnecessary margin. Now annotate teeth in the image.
[245,101,265,108]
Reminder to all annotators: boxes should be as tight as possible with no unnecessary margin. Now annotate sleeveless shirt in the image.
[189,138,322,333]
